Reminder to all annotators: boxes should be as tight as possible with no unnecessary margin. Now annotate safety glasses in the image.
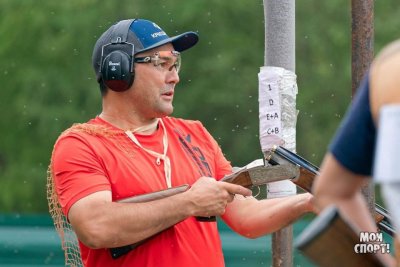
[134,51,181,73]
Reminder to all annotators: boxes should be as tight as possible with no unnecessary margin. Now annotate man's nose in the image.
[166,68,180,84]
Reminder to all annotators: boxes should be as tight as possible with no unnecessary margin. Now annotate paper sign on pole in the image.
[259,66,297,197]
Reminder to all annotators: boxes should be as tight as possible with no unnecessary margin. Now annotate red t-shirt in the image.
[52,116,232,267]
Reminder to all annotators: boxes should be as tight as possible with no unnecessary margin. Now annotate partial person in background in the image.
[313,39,400,266]
[48,18,315,267]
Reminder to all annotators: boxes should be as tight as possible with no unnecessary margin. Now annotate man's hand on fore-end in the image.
[183,177,252,217]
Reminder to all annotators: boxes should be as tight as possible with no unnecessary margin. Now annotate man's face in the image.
[129,43,180,119]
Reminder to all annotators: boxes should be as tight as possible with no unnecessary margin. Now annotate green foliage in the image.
[296,0,352,161]
[0,0,398,212]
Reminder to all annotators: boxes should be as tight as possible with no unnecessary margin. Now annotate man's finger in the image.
[227,193,235,203]
[219,181,252,197]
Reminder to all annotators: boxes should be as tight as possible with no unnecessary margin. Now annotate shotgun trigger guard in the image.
[253,185,261,198]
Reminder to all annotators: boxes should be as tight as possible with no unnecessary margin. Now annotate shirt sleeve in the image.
[329,72,376,176]
[52,134,111,216]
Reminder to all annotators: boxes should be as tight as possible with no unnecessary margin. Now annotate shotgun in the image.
[110,160,300,258]
[295,205,387,267]
[265,145,394,237]
[111,147,394,258]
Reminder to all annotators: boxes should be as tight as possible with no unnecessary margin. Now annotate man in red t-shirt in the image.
[48,18,315,267]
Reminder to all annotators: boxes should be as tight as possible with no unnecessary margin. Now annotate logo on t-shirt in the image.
[174,129,212,177]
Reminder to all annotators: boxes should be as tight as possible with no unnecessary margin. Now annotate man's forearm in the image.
[222,193,313,238]
[314,154,378,233]
[69,191,193,249]
[336,192,381,233]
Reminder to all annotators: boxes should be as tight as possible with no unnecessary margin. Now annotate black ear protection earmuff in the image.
[100,19,136,92]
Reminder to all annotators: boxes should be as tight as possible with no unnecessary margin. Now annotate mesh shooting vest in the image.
[46,122,133,266]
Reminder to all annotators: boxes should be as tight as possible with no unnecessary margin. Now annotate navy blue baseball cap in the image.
[92,18,199,79]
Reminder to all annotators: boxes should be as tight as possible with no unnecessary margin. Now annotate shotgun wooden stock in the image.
[295,206,386,267]
[266,145,395,237]
[118,184,190,203]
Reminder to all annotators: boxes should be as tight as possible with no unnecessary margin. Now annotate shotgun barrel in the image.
[266,145,395,237]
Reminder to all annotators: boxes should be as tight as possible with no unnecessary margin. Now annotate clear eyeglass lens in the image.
[154,51,181,72]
